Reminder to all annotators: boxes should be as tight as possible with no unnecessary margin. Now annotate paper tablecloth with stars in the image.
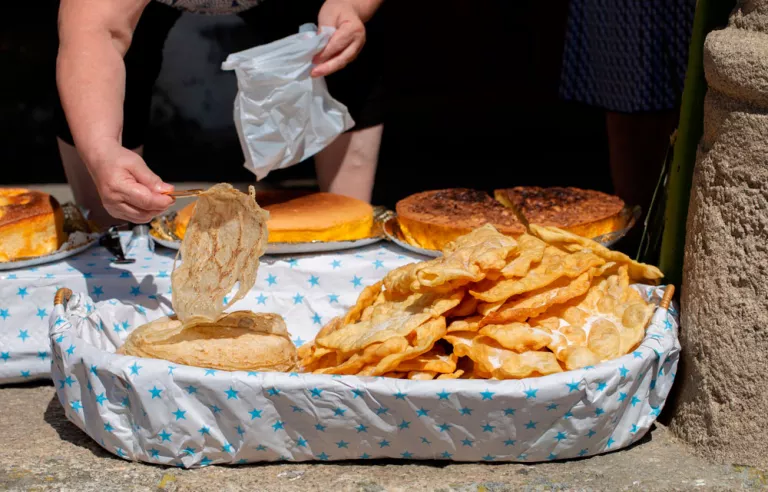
[49,281,679,466]
[0,234,423,384]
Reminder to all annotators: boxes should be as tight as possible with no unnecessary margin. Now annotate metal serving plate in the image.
[0,203,100,271]
[381,205,642,257]
[150,206,389,255]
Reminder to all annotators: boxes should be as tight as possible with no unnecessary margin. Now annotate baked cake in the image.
[173,191,373,243]
[0,188,66,261]
[395,189,526,250]
[494,187,625,238]
[264,192,373,243]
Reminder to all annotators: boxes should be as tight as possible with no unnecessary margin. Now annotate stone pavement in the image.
[1,384,765,491]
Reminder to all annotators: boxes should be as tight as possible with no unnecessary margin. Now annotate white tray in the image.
[49,285,679,467]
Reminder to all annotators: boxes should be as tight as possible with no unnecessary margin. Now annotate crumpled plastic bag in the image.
[221,24,355,180]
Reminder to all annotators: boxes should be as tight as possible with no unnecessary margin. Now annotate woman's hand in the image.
[88,145,174,224]
[312,0,368,77]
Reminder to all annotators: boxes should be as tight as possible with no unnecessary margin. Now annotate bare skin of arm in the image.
[313,0,385,76]
[57,0,174,224]
[57,0,383,223]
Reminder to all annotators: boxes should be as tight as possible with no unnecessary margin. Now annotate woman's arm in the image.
[312,0,385,77]
[57,0,173,223]
[346,0,384,23]
[58,0,147,162]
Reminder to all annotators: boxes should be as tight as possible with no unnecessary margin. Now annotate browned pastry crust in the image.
[395,189,525,250]
[0,188,66,261]
[494,187,625,238]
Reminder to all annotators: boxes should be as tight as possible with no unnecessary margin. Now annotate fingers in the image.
[105,201,157,225]
[130,159,175,196]
[95,150,174,223]
[123,159,175,212]
[314,20,360,64]
[312,41,363,77]
[118,182,171,218]
[312,22,365,77]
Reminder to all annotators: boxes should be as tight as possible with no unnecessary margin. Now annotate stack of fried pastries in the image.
[120,184,298,372]
[299,224,663,380]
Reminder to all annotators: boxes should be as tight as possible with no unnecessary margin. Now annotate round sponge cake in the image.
[264,192,374,243]
[173,191,373,243]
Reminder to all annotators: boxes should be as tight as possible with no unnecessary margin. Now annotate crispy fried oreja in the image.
[303,223,662,379]
[359,317,448,376]
[470,248,604,303]
[479,270,594,326]
[528,224,663,283]
[383,224,517,296]
[501,234,547,278]
[172,184,269,322]
[315,291,462,354]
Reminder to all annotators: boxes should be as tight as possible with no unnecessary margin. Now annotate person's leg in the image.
[313,124,383,202]
[53,2,181,227]
[315,5,385,202]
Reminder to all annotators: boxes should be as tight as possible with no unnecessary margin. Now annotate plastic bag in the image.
[221,24,355,180]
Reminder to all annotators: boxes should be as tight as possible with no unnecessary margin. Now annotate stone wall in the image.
[671,0,768,468]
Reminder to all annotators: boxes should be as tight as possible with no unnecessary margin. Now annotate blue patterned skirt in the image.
[560,0,696,113]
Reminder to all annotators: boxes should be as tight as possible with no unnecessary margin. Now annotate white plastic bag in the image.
[221,24,355,180]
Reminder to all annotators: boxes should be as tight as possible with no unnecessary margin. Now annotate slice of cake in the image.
[494,187,625,238]
[395,189,526,250]
[0,188,66,261]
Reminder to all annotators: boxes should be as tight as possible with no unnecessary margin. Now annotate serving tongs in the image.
[163,189,203,198]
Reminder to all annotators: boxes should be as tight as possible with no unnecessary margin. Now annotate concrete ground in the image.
[1,384,765,491]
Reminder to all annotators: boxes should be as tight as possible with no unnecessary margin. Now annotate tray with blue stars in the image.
[49,285,679,467]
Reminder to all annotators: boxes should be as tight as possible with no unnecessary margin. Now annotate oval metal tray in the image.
[150,206,389,255]
[0,235,99,271]
[152,233,383,255]
[381,205,642,257]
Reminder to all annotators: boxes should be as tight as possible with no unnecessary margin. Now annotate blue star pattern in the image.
[2,240,422,383]
[16,239,679,465]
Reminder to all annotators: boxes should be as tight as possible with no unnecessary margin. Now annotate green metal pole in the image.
[658,0,735,286]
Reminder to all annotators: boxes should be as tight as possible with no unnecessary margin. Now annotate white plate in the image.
[151,234,384,255]
[0,235,99,271]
